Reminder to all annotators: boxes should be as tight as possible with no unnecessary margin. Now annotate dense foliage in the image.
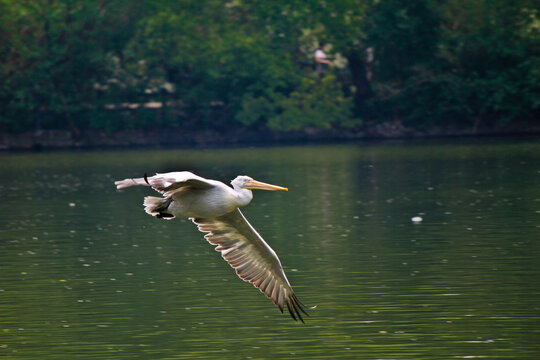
[1,0,538,133]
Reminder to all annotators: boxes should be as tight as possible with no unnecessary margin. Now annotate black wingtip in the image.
[286,299,299,322]
[292,300,305,324]
[292,294,311,317]
[284,295,313,323]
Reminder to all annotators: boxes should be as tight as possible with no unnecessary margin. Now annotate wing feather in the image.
[115,171,215,195]
[147,172,215,196]
[192,209,309,322]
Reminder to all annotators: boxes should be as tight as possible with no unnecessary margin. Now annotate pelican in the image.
[114,171,310,322]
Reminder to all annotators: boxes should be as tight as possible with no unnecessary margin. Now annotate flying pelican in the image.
[114,171,310,322]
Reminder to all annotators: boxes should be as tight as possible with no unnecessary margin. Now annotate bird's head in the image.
[231,176,288,191]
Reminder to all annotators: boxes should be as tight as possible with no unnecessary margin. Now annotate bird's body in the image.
[166,182,244,218]
[114,171,310,322]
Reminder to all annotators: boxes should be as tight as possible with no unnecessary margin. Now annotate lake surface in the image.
[1,139,539,359]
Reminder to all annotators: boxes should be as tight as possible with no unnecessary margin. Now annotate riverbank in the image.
[1,120,539,150]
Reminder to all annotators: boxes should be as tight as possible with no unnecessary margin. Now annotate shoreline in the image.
[1,121,539,151]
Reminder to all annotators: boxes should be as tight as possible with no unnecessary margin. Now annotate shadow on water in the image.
[1,138,539,359]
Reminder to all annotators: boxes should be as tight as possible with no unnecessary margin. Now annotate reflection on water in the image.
[1,139,539,359]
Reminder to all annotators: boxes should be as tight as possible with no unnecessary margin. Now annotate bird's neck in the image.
[234,188,253,208]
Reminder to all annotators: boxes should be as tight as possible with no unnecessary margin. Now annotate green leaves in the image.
[237,73,357,131]
[268,74,356,131]
[0,0,537,134]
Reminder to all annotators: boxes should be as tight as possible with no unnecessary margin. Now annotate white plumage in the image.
[115,171,310,322]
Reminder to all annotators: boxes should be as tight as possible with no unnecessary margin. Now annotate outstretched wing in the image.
[192,209,309,322]
[115,171,214,196]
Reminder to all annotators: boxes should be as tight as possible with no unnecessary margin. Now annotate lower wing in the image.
[192,209,310,322]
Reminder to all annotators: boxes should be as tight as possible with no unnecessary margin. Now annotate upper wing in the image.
[115,171,214,196]
[146,172,215,196]
[192,209,309,322]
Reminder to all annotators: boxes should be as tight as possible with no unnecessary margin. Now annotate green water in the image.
[1,139,539,359]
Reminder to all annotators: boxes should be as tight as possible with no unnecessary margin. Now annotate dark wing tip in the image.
[285,293,313,323]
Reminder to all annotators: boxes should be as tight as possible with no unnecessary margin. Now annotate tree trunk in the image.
[346,50,374,118]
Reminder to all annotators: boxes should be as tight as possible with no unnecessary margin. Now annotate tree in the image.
[0,0,144,132]
[0,0,537,136]
[433,0,539,128]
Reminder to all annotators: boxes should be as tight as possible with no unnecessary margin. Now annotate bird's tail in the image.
[143,196,175,219]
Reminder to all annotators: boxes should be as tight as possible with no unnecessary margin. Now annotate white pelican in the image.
[114,171,310,322]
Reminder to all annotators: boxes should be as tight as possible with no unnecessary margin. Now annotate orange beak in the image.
[243,179,288,191]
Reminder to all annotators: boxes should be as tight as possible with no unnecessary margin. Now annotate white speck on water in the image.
[411,216,423,223]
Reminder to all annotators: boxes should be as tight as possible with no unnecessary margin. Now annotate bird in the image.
[114,171,311,322]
